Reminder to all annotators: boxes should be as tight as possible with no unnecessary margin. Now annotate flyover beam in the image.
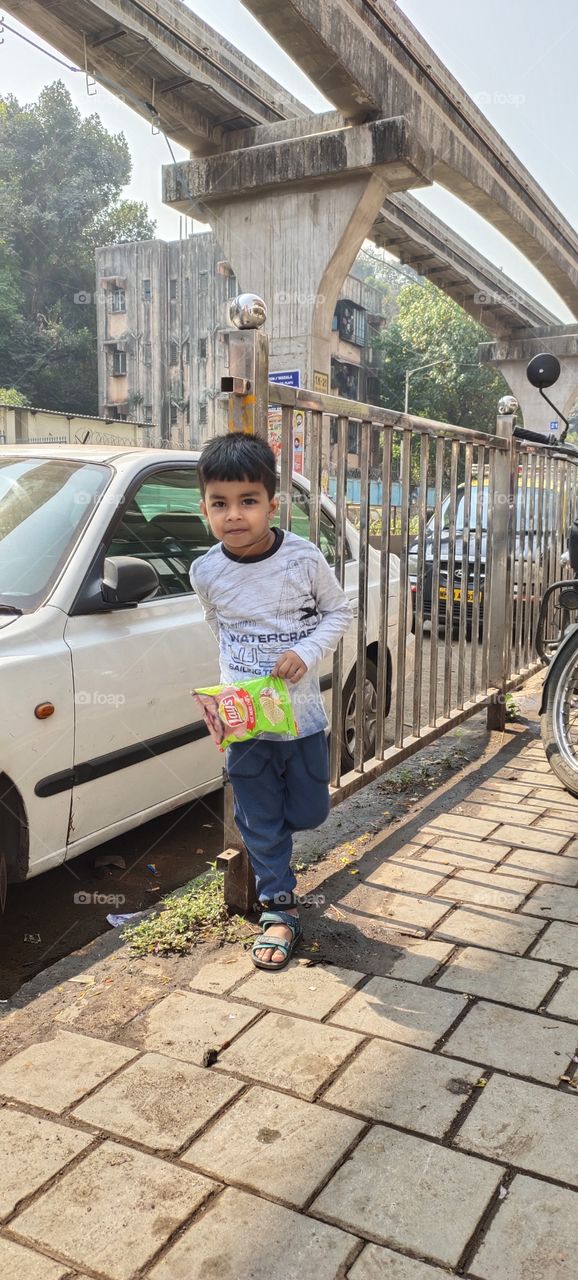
[242,0,578,315]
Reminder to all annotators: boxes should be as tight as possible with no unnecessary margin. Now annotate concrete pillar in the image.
[163,115,432,388]
[480,326,578,436]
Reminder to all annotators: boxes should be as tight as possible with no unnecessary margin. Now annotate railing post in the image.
[216,294,269,915]
[486,399,517,730]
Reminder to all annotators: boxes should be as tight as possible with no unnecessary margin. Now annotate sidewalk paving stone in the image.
[426,814,500,839]
[457,803,543,828]
[531,815,578,837]
[432,870,536,910]
[339,886,450,935]
[544,969,578,1020]
[416,835,508,870]
[181,1084,364,1205]
[432,904,543,954]
[10,1140,217,1280]
[322,1037,481,1137]
[189,951,253,995]
[234,959,365,1019]
[0,1108,93,1219]
[0,1237,71,1280]
[441,1000,576,1084]
[348,1244,453,1279]
[365,862,448,895]
[528,919,578,966]
[328,977,464,1049]
[454,1073,578,1184]
[122,990,261,1064]
[71,1052,244,1152]
[0,1032,137,1113]
[487,825,568,854]
[217,1012,363,1100]
[496,847,578,885]
[528,786,578,807]
[311,1126,503,1268]
[434,945,561,1010]
[148,1186,358,1280]
[476,780,535,799]
[379,939,454,984]
[521,883,578,924]
[470,1175,578,1280]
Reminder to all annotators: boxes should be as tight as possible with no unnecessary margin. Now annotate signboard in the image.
[269,369,300,388]
[549,420,559,432]
[313,370,329,393]
[267,406,305,474]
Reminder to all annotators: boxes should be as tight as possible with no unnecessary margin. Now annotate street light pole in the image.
[404,358,482,415]
[404,358,451,415]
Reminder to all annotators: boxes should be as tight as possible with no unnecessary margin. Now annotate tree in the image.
[372,279,509,432]
[0,386,29,405]
[0,82,156,413]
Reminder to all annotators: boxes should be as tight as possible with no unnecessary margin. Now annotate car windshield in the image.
[442,483,555,534]
[0,457,110,611]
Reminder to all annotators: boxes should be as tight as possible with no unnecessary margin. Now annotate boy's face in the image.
[201,478,278,555]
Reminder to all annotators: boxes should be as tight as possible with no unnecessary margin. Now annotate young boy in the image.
[190,431,352,970]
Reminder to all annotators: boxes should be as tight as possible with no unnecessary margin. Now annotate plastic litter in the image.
[106,911,146,927]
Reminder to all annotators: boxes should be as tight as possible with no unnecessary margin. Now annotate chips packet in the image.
[192,676,299,751]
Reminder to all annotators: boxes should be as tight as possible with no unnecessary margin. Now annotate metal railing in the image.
[219,365,578,908]
[267,383,578,797]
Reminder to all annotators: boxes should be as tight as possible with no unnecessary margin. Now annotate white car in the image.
[0,446,413,882]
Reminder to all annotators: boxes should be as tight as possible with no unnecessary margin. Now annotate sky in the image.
[1,0,577,319]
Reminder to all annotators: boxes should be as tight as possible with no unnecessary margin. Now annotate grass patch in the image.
[121,867,250,956]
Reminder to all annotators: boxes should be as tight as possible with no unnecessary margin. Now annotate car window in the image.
[106,467,216,597]
[274,485,351,566]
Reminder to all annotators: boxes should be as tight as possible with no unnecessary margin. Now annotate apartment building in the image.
[95,233,385,448]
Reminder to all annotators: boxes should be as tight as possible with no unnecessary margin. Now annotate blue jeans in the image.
[226,731,330,905]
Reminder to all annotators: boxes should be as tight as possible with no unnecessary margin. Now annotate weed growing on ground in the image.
[121,866,249,956]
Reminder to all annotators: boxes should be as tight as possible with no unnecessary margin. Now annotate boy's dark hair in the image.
[197,431,277,499]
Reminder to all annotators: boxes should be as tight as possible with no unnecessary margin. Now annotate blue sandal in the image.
[251,910,302,971]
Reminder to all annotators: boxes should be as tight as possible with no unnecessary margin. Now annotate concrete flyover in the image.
[242,0,578,318]
[3,0,560,340]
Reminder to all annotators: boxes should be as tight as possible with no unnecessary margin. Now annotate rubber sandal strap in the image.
[253,935,291,956]
[259,910,301,937]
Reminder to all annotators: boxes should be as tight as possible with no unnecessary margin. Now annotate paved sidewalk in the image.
[0,715,577,1279]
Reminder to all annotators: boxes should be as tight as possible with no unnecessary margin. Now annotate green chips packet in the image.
[192,676,298,751]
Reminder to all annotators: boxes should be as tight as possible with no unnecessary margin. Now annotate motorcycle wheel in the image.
[541,628,578,797]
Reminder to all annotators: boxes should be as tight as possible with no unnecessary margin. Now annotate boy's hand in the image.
[272,650,308,684]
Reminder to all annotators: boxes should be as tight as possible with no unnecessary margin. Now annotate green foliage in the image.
[0,82,156,413]
[371,279,510,432]
[0,385,29,405]
[121,868,249,956]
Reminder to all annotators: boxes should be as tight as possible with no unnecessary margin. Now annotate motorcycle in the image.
[516,354,578,795]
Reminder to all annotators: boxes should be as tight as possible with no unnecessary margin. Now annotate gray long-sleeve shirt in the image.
[189,528,353,737]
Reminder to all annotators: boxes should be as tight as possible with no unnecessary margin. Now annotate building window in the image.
[145,405,153,423]
[198,336,207,360]
[170,403,178,425]
[348,421,359,454]
[199,402,207,426]
[228,273,238,299]
[185,403,190,423]
[170,340,178,366]
[110,289,126,313]
[336,300,365,347]
[112,349,127,376]
[183,339,190,365]
[143,278,151,302]
[199,271,208,292]
[169,278,177,302]
[143,342,152,366]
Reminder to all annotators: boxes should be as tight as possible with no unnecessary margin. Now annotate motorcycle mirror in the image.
[526,352,561,389]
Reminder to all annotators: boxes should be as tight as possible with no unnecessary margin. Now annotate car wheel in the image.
[340,658,379,771]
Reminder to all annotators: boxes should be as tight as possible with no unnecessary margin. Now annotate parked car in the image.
[0,446,413,882]
[408,477,555,637]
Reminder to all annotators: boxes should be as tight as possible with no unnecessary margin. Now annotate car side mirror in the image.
[101,556,159,607]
